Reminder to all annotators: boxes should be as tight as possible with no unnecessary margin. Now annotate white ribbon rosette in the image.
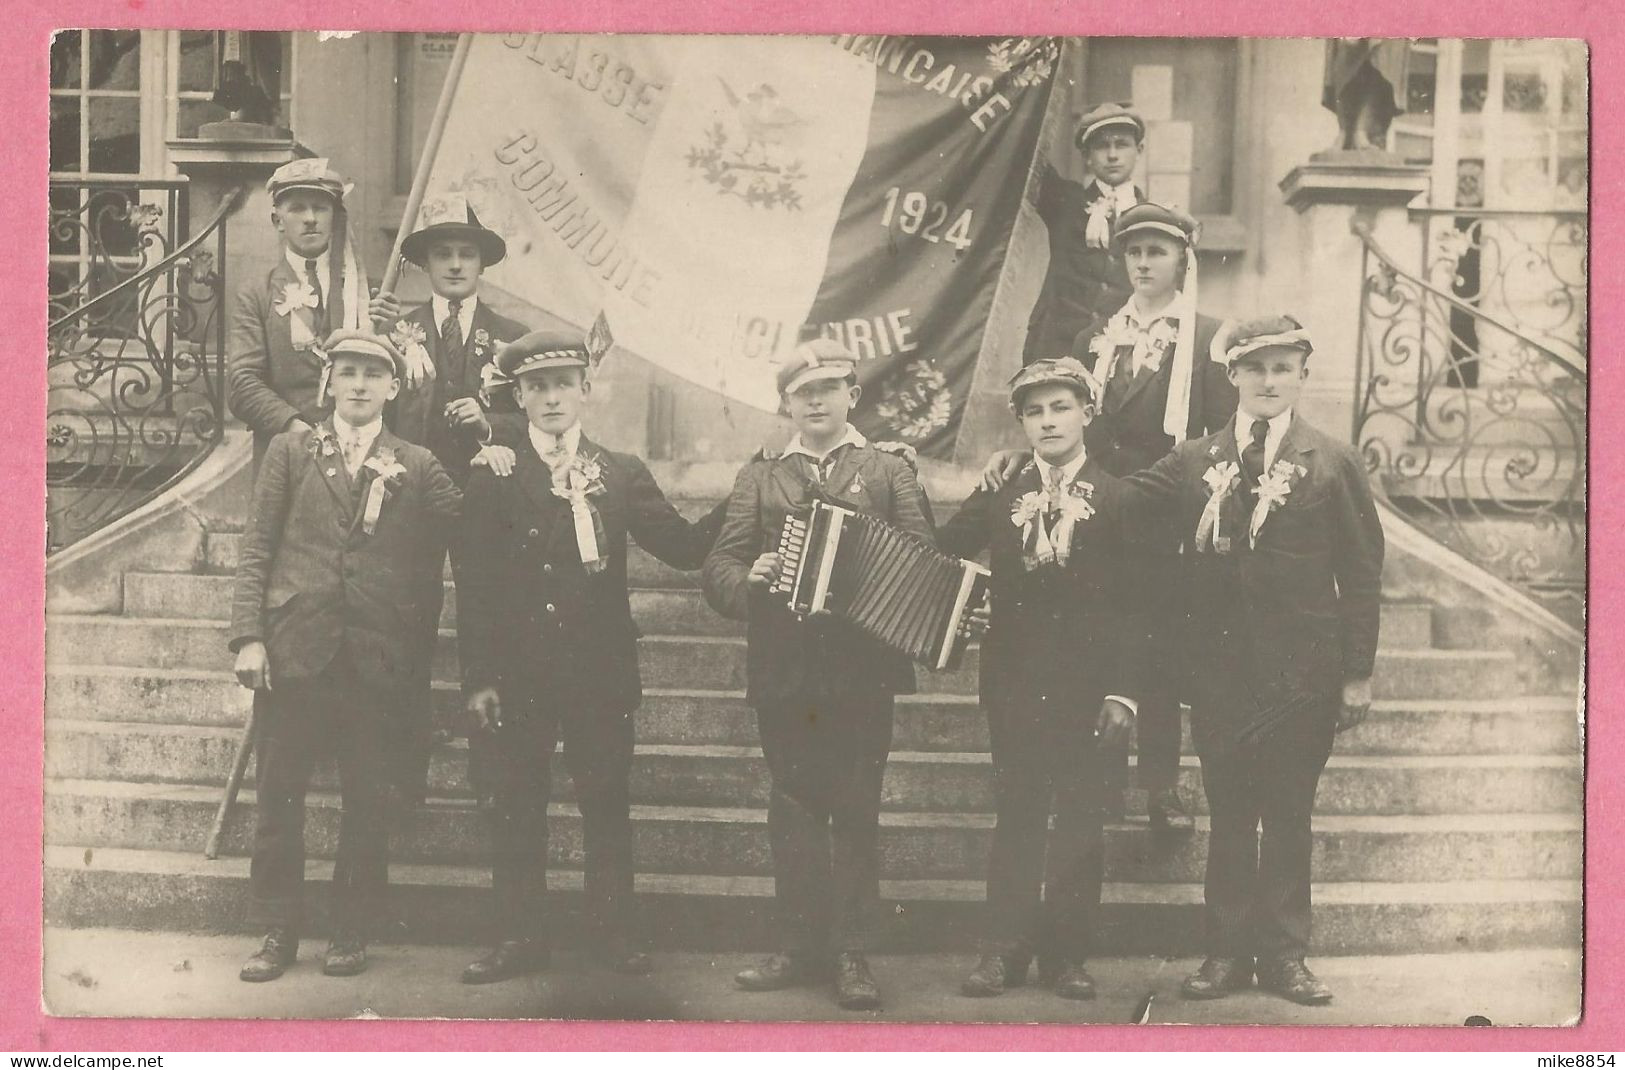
[1011,480,1096,569]
[360,449,406,535]
[1195,461,1241,554]
[1249,459,1307,548]
[551,453,609,574]
[390,319,434,388]
[274,281,321,350]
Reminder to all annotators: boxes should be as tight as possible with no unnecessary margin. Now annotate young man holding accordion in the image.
[702,338,934,1012]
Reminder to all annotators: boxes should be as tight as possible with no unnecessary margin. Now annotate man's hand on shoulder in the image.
[978,449,1031,492]
[471,443,517,478]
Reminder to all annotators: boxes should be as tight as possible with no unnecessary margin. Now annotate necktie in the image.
[304,258,326,335]
[1242,418,1270,501]
[442,300,464,353]
[342,431,365,478]
[1044,464,1065,513]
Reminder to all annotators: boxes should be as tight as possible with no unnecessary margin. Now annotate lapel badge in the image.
[849,472,866,496]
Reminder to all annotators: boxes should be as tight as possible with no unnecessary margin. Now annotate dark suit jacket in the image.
[1073,310,1237,478]
[385,298,531,486]
[228,420,461,690]
[227,258,332,457]
[1023,165,1144,362]
[457,432,719,717]
[702,443,934,708]
[1122,414,1386,752]
[936,456,1150,717]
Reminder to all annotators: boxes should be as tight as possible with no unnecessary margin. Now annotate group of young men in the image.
[222,98,1384,1016]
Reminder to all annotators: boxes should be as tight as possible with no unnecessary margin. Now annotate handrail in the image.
[49,184,244,335]
[1350,217,1586,381]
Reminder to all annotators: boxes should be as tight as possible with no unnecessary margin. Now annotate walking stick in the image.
[205,697,259,859]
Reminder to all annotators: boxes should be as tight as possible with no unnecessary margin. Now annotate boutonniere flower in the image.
[276,281,321,350]
[390,319,432,388]
[1195,461,1241,554]
[474,327,491,356]
[1249,459,1308,548]
[359,448,408,535]
[308,425,340,468]
[274,281,318,319]
[551,452,609,574]
[478,361,510,408]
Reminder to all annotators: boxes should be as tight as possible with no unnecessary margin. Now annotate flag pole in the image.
[380,32,473,294]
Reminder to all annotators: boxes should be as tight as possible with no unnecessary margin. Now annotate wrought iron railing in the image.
[47,179,241,553]
[1353,216,1586,623]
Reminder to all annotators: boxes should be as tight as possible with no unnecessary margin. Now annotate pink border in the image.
[12,2,1614,1050]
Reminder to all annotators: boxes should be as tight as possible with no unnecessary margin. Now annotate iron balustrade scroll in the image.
[1352,217,1586,623]
[47,180,241,553]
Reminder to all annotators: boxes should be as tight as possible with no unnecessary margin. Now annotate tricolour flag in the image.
[417,33,1062,458]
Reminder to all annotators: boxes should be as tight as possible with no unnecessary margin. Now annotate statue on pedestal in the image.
[202,31,290,139]
[1322,38,1410,155]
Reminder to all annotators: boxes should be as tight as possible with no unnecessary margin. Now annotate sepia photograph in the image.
[41,30,1586,1027]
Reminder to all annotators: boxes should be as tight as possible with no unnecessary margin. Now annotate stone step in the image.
[43,846,1580,956]
[203,532,703,590]
[45,616,1526,699]
[121,572,1439,648]
[46,667,1583,756]
[123,572,745,638]
[45,720,1582,816]
[45,779,1581,883]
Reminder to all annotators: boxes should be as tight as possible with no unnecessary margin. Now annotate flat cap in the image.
[1074,101,1146,150]
[322,329,406,378]
[497,328,591,380]
[267,157,347,204]
[1008,356,1101,410]
[777,338,858,396]
[1113,201,1200,249]
[1215,315,1315,365]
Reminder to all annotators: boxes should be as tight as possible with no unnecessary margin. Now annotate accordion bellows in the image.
[771,500,990,671]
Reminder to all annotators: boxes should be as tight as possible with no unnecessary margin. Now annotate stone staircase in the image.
[44,491,1584,957]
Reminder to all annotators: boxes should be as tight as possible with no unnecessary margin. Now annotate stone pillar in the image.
[167,130,297,291]
[1276,152,1429,437]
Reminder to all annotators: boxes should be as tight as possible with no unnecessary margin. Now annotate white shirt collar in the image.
[781,424,867,464]
[329,413,383,455]
[1034,445,1088,489]
[529,421,582,460]
[1234,408,1294,471]
[430,292,479,339]
[284,246,332,293]
[1091,177,1138,211]
[1126,289,1185,327]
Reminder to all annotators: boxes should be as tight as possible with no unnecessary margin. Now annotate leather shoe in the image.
[833,952,881,1011]
[1053,962,1097,1000]
[239,927,298,983]
[1149,787,1195,834]
[461,939,550,984]
[961,952,1030,997]
[1257,956,1333,1005]
[595,939,654,975]
[322,931,367,977]
[1181,956,1254,1000]
[734,951,828,991]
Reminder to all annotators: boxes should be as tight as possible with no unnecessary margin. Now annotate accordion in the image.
[770,500,990,671]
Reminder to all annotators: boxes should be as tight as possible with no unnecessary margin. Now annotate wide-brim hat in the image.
[777,338,858,396]
[1008,356,1101,411]
[1112,201,1200,250]
[1215,315,1315,366]
[322,329,406,379]
[1074,101,1146,150]
[497,328,591,380]
[268,157,347,205]
[401,192,507,267]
